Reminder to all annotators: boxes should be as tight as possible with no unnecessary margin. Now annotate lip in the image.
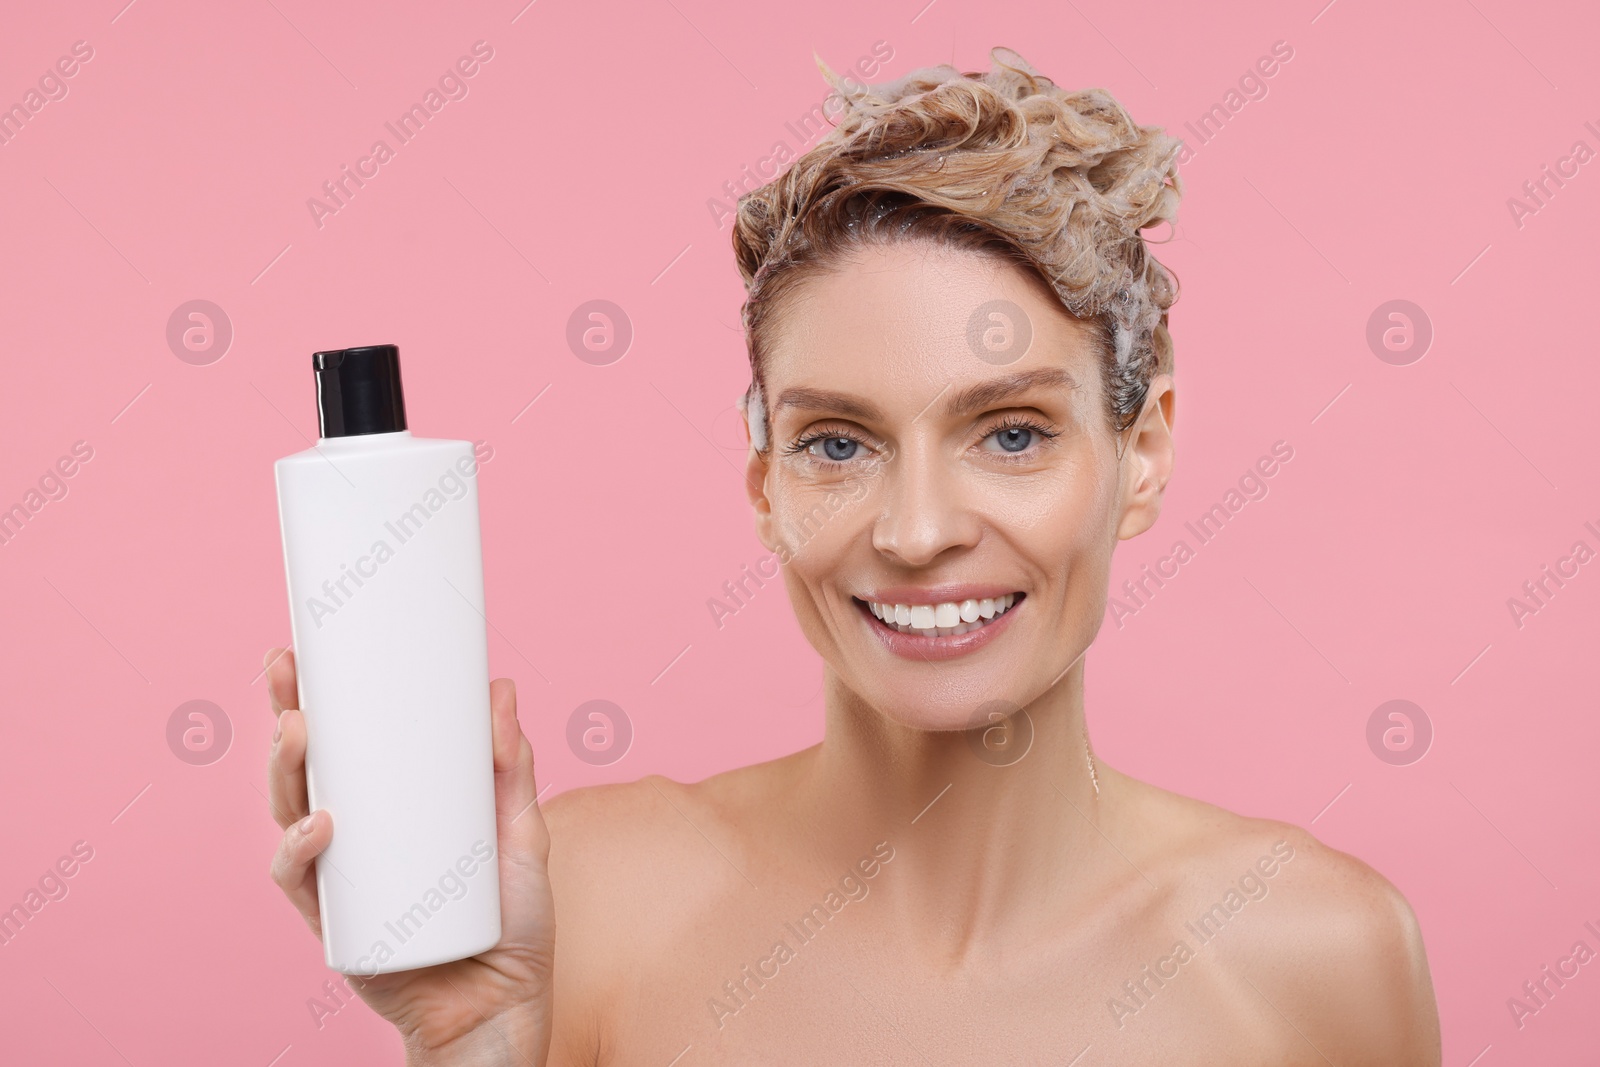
[854,591,1025,662]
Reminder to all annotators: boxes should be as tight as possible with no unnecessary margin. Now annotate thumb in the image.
[486,684,550,902]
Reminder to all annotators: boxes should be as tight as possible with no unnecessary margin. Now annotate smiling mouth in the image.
[854,593,1025,638]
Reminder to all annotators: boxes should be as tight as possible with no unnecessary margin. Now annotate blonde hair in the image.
[732,46,1183,452]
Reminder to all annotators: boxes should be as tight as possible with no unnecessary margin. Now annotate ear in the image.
[1115,372,1175,541]
[741,407,778,552]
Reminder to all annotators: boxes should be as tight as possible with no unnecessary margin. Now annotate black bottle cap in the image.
[312,344,408,438]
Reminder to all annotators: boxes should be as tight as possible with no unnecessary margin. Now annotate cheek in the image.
[767,479,876,628]
[774,530,851,658]
[984,460,1115,557]
[767,476,874,556]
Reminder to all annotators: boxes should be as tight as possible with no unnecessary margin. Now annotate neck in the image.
[795,654,1110,968]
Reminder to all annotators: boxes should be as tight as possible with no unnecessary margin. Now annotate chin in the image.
[874,698,992,734]
[839,666,1037,736]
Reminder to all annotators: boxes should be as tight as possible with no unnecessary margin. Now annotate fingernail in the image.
[299,814,317,834]
[273,723,282,744]
[263,648,275,669]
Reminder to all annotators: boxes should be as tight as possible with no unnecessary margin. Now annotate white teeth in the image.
[863,594,1020,637]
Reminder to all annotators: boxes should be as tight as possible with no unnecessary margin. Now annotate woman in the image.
[266,46,1441,1065]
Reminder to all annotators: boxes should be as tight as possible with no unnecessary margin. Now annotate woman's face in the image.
[744,241,1174,731]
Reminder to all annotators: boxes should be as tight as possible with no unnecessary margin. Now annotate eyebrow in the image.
[772,367,1080,423]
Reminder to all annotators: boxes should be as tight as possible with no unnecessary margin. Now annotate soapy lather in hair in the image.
[731,46,1184,453]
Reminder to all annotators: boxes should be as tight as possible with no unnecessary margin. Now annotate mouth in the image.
[852,592,1026,661]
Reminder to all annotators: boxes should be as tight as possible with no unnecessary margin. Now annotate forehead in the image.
[762,241,1103,416]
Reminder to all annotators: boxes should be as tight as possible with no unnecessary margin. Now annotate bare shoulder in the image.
[1237,819,1439,1063]
[539,768,752,945]
[537,752,808,1047]
[1119,775,1441,1063]
[540,751,803,902]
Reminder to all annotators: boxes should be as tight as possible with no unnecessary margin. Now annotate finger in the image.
[491,678,549,862]
[265,647,298,715]
[270,810,331,941]
[264,648,282,714]
[490,678,527,776]
[267,705,311,830]
[488,678,552,946]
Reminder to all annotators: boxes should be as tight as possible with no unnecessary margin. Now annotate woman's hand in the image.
[264,647,555,1066]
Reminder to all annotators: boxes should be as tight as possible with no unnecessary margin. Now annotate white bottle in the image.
[273,344,501,975]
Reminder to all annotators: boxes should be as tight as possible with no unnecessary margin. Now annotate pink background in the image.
[1,0,1595,1061]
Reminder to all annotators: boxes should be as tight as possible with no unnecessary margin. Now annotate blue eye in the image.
[818,437,859,462]
[980,417,1057,457]
[785,430,872,466]
[992,427,1034,453]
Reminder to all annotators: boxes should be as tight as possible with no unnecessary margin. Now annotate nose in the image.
[870,442,982,567]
